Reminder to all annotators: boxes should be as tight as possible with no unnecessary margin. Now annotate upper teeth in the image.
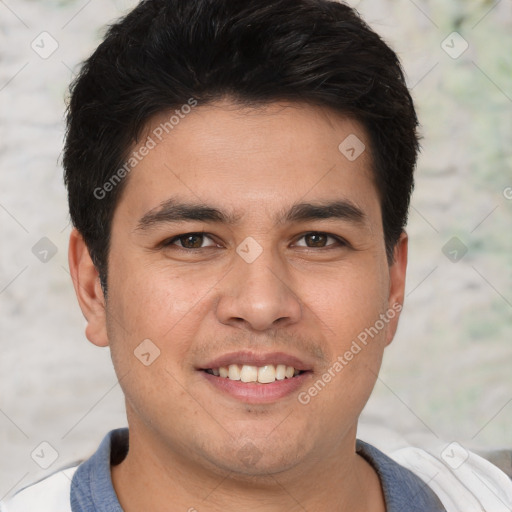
[209,364,299,384]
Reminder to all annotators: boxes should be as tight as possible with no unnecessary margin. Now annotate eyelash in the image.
[161,232,348,251]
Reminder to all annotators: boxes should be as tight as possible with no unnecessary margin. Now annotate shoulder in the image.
[357,439,447,511]
[358,438,512,511]
[0,429,128,512]
[388,443,512,511]
[0,465,78,512]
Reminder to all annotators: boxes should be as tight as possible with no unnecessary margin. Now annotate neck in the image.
[111,424,386,512]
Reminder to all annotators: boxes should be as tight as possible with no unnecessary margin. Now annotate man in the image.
[2,0,511,510]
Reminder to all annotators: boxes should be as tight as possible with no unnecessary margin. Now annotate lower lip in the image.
[200,371,311,404]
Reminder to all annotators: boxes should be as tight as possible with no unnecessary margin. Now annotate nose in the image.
[215,245,302,332]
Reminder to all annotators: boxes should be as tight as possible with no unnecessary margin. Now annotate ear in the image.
[385,231,408,346]
[68,228,109,347]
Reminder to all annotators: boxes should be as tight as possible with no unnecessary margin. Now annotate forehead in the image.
[115,100,380,227]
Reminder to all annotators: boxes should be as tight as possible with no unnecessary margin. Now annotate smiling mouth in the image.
[203,364,306,384]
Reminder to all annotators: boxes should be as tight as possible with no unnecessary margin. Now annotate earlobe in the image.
[385,231,408,346]
[68,228,109,347]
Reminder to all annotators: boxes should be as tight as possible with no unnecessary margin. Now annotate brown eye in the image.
[179,234,204,248]
[305,233,328,247]
[164,233,217,249]
[295,232,344,248]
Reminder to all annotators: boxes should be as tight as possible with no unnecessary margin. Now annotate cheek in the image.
[108,257,209,337]
[104,264,203,421]
[105,256,224,384]
[300,257,390,396]
[302,258,390,341]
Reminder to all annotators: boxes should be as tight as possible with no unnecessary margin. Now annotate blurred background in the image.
[0,0,511,498]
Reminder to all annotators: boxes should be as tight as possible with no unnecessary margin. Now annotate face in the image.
[71,100,407,478]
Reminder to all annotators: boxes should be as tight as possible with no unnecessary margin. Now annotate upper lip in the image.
[199,351,313,372]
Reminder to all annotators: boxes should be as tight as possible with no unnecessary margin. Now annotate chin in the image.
[200,434,310,479]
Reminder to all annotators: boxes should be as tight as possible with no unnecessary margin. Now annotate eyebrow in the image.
[135,197,366,232]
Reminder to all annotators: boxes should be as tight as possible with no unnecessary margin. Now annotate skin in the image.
[69,99,408,511]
